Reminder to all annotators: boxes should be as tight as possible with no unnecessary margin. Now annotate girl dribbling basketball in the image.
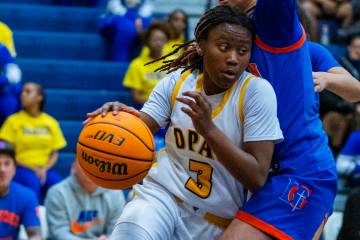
[88,5,283,240]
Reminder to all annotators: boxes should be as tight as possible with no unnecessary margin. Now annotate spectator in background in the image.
[337,187,360,240]
[123,22,169,108]
[99,0,153,61]
[337,113,360,188]
[0,21,17,57]
[163,9,188,57]
[0,82,66,203]
[340,34,360,79]
[45,160,126,240]
[0,140,41,240]
[0,44,21,126]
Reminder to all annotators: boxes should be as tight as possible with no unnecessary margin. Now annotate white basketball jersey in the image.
[146,70,256,219]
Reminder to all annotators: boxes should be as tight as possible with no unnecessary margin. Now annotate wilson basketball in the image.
[76,112,155,189]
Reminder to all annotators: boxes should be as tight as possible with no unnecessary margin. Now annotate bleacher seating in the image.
[44,89,132,120]
[1,0,205,180]
[19,59,129,90]
[14,31,109,60]
[0,4,101,33]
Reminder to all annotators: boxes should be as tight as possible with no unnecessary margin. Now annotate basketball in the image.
[76,112,155,189]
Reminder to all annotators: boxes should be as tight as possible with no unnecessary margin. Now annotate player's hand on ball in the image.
[176,91,216,137]
[84,101,140,124]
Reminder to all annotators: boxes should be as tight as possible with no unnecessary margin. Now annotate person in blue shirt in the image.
[0,140,41,240]
[0,44,21,126]
[337,130,360,187]
[98,0,152,61]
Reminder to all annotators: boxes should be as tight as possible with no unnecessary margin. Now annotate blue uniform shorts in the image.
[236,168,337,240]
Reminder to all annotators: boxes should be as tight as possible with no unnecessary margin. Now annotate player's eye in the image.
[218,43,229,52]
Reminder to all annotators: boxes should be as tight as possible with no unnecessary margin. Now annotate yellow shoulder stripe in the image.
[170,70,191,110]
[211,81,238,119]
[239,75,256,124]
[195,73,238,119]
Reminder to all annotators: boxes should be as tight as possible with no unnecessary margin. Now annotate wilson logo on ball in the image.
[81,151,128,175]
[91,130,126,146]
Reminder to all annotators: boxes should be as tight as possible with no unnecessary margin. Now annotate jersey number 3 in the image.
[185,159,213,199]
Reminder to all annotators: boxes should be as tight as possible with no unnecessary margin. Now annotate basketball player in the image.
[214,0,342,239]
[88,5,283,239]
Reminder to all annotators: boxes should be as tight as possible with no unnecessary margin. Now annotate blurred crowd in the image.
[0,0,359,239]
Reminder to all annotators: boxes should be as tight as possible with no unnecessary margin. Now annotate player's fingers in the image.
[181,107,196,119]
[313,78,319,85]
[176,97,201,112]
[315,85,322,92]
[98,101,117,117]
[182,91,208,108]
[82,117,92,125]
[111,102,122,115]
[122,106,141,117]
[312,71,321,78]
[86,108,102,118]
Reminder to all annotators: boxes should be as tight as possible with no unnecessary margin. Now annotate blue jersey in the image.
[309,42,339,72]
[249,0,335,175]
[0,182,40,240]
[308,41,340,110]
[341,131,360,156]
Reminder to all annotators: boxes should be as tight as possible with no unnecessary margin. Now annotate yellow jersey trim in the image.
[195,74,238,119]
[171,70,191,110]
[239,75,256,124]
[175,196,231,229]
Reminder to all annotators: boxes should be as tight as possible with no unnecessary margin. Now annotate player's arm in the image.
[254,0,303,48]
[177,80,282,192]
[309,41,360,102]
[26,227,42,240]
[313,67,360,102]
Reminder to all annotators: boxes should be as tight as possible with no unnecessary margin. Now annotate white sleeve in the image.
[141,71,181,128]
[243,78,283,142]
[337,154,356,176]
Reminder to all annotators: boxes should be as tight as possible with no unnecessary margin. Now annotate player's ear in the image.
[195,43,204,56]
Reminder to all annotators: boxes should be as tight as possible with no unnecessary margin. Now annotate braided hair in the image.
[146,5,255,74]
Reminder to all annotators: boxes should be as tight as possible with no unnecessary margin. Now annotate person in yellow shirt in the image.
[163,9,188,57]
[0,22,17,57]
[0,82,66,202]
[123,22,170,107]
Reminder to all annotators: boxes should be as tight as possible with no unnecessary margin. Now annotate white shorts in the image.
[110,178,224,240]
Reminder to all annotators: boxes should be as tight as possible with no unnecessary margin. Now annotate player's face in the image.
[218,0,249,10]
[0,154,15,191]
[200,23,252,93]
[148,29,168,55]
[21,83,42,110]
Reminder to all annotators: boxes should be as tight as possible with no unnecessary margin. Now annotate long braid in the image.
[146,5,255,74]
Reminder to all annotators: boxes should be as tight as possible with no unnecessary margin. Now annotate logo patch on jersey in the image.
[247,63,262,77]
[278,179,312,212]
[71,210,102,234]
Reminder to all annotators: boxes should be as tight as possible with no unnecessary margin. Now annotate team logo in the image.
[279,179,312,212]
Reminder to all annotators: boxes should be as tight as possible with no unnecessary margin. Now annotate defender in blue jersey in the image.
[217,0,340,239]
